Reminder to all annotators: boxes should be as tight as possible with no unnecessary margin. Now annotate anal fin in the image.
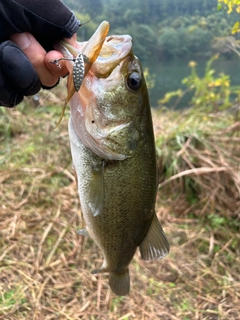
[140,214,170,260]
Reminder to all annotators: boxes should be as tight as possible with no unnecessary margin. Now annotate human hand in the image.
[0,0,80,107]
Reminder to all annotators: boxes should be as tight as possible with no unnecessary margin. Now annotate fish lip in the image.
[90,35,133,78]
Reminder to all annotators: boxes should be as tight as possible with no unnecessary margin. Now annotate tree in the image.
[61,0,238,62]
[157,28,181,59]
[218,0,240,12]
[218,0,240,33]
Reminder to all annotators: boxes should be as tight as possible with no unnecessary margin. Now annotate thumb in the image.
[45,33,79,77]
[10,32,59,87]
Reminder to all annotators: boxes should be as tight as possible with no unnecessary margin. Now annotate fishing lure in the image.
[72,53,85,92]
[50,53,85,92]
[50,53,85,129]
[49,20,110,129]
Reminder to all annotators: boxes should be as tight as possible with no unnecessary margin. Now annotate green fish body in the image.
[66,31,169,295]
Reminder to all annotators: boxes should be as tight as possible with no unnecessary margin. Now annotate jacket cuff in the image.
[64,12,81,38]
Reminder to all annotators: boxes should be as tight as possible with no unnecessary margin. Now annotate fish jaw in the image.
[70,35,143,160]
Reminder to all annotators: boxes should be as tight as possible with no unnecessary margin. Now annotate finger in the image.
[45,34,79,77]
[10,32,59,87]
[44,50,69,77]
[45,34,79,75]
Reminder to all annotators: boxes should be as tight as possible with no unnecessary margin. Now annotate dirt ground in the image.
[0,89,239,319]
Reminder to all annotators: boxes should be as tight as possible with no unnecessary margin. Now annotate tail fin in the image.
[109,269,130,296]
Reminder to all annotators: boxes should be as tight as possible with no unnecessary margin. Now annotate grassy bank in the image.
[0,84,239,319]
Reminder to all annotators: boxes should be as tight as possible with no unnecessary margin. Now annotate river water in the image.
[147,58,240,108]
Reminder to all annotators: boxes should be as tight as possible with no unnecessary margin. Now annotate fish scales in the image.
[59,21,170,296]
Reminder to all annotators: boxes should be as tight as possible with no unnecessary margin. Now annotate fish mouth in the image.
[54,22,132,91]
[54,25,132,79]
[54,20,110,77]
[78,34,134,113]
[89,35,133,78]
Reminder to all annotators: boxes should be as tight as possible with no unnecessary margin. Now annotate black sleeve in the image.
[0,0,80,51]
[0,0,81,107]
[0,41,42,106]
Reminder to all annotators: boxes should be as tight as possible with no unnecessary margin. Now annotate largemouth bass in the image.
[59,21,170,296]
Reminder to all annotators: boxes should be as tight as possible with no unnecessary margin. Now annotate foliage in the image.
[218,0,240,13]
[1,82,240,319]
[1,2,240,317]
[62,0,239,61]
[155,55,240,230]
[218,0,240,33]
[159,55,240,111]
[143,68,155,90]
[154,100,240,227]
[157,25,212,59]
[211,35,240,56]
[181,56,231,111]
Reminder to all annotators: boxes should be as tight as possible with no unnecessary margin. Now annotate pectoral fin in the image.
[140,214,170,260]
[88,162,105,217]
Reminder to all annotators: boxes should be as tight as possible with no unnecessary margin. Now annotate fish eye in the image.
[127,72,142,90]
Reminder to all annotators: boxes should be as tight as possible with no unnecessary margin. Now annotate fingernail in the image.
[11,32,31,50]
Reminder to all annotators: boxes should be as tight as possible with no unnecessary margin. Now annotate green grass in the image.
[0,84,240,319]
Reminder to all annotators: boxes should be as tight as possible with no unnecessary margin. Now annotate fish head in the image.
[71,34,150,160]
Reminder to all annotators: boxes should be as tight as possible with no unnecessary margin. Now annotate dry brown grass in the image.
[0,85,240,319]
